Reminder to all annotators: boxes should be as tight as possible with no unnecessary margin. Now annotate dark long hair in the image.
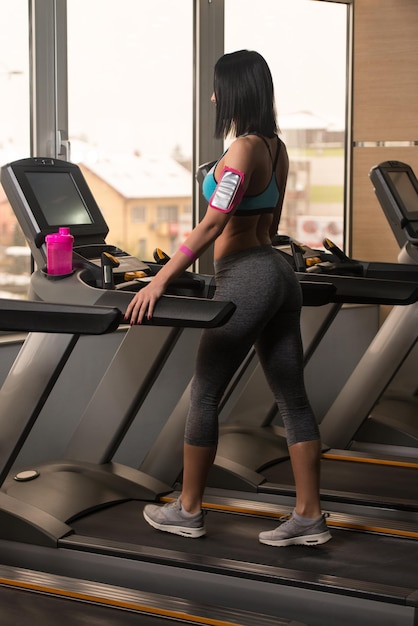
[213,50,278,139]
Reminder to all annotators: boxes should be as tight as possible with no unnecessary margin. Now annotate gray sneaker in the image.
[143,498,206,538]
[259,513,331,547]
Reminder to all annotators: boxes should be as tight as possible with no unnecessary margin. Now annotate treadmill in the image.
[0,156,238,539]
[0,156,331,624]
[1,156,418,626]
[320,160,418,450]
[338,160,418,449]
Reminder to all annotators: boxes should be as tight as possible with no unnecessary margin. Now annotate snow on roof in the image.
[71,141,192,199]
[280,110,344,132]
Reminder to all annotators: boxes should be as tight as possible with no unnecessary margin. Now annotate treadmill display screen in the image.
[0,157,110,255]
[26,171,93,226]
[387,170,418,220]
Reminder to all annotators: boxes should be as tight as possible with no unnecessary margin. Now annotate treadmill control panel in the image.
[369,160,418,247]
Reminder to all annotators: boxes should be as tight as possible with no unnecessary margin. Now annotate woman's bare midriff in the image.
[214,212,273,260]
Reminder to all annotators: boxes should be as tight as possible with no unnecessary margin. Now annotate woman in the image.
[125,50,331,547]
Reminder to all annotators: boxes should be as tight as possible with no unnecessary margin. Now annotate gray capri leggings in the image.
[184,245,320,448]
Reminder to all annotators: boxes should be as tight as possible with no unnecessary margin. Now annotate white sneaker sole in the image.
[143,510,206,538]
[259,530,332,547]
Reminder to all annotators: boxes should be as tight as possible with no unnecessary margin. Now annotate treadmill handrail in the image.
[0,299,122,334]
[95,290,237,328]
[297,272,418,305]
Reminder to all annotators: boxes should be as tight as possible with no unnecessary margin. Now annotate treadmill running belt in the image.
[70,500,418,592]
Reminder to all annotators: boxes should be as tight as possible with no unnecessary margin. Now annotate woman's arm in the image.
[124,138,255,325]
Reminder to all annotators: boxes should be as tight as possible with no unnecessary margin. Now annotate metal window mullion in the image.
[344,0,354,255]
[29,0,68,159]
[193,0,224,274]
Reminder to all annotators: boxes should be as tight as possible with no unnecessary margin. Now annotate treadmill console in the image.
[369,160,418,247]
[0,157,149,279]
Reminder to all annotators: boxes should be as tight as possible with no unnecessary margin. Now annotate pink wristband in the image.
[179,244,197,262]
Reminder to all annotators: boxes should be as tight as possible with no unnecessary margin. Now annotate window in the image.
[225,0,349,250]
[0,1,349,302]
[0,0,30,299]
[157,205,178,223]
[131,206,146,224]
[67,0,193,261]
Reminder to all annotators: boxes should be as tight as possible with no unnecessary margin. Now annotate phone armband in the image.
[209,166,245,213]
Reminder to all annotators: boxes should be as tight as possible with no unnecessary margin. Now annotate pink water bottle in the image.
[45,227,74,275]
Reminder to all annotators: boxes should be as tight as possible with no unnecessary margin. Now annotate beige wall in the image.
[351,0,418,262]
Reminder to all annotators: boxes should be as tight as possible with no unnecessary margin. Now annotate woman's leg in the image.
[256,302,331,546]
[256,308,323,518]
[288,439,322,518]
[180,321,256,512]
[142,316,253,536]
[180,443,217,514]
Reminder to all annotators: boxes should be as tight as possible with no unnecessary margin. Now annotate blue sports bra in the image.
[201,134,282,216]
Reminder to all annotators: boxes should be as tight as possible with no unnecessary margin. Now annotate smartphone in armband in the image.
[210,167,245,213]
